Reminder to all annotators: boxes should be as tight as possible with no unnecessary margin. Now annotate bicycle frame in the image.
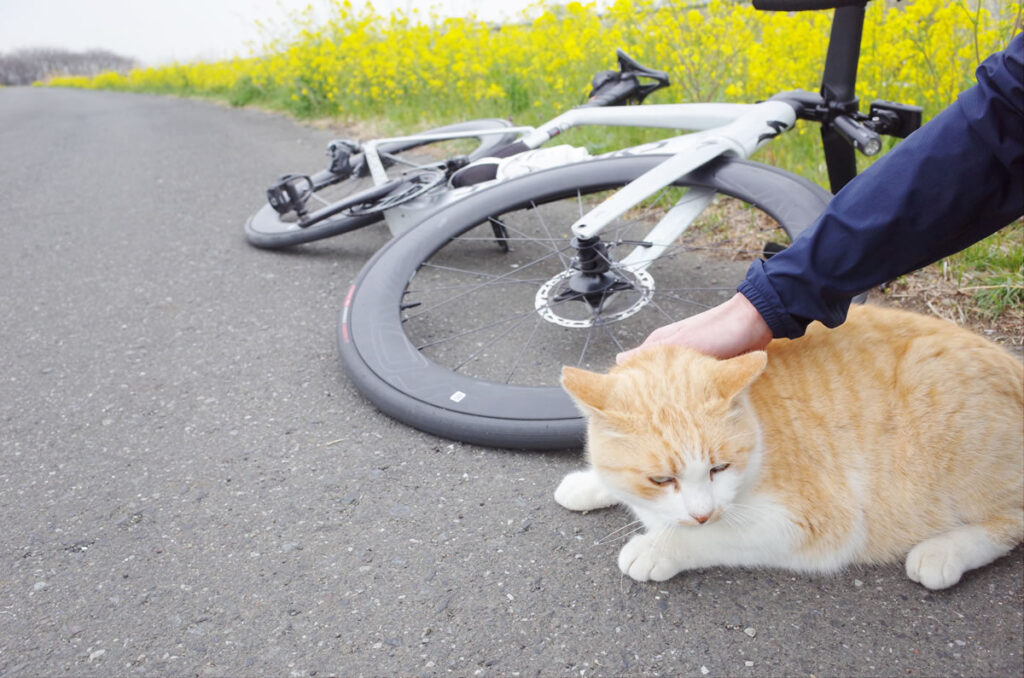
[523,101,797,259]
[359,126,536,184]
[363,100,798,268]
[523,101,800,273]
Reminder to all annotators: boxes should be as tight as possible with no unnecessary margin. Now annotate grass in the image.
[881,222,1023,344]
[952,225,1024,317]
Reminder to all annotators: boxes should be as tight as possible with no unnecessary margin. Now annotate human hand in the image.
[616,293,773,363]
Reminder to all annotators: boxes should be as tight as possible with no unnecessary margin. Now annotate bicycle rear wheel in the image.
[245,119,517,249]
[338,155,831,449]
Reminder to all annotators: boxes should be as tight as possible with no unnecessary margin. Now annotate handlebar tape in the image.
[753,0,867,10]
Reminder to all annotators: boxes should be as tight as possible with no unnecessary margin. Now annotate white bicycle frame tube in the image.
[360,100,796,258]
[534,101,798,251]
[519,102,765,147]
[446,101,796,274]
[360,126,536,185]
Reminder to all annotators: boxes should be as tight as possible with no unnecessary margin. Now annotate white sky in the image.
[0,0,548,66]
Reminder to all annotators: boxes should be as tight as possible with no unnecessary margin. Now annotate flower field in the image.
[45,0,1020,186]
[46,0,1022,320]
[49,0,1016,125]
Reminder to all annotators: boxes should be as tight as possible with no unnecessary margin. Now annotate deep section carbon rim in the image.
[339,156,830,449]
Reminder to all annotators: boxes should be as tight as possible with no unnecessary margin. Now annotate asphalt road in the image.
[1,87,1021,677]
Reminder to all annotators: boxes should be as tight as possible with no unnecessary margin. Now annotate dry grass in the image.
[878,268,1023,347]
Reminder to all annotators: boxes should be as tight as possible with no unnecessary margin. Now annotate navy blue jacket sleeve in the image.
[738,32,1024,339]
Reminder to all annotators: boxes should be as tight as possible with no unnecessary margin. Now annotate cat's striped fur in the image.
[555,304,1023,589]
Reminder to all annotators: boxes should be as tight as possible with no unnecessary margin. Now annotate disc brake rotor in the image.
[535,267,655,328]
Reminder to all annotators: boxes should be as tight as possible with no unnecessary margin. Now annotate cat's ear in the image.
[715,350,767,401]
[561,366,612,416]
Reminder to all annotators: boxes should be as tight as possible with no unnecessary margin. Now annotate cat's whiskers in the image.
[595,520,645,547]
[723,502,802,544]
[722,501,787,528]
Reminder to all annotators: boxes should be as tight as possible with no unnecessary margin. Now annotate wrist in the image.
[725,293,773,352]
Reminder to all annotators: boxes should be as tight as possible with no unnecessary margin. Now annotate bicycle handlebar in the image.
[753,0,868,11]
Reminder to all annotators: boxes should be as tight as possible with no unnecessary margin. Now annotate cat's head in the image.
[562,346,767,529]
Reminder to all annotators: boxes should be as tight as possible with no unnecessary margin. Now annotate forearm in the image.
[742,33,1024,338]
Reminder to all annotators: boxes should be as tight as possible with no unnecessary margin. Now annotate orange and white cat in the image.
[555,304,1023,589]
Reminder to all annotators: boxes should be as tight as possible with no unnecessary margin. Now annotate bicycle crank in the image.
[346,169,446,216]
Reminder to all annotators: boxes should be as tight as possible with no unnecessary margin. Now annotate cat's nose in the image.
[691,513,711,525]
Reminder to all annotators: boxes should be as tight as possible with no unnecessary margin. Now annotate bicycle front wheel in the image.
[245,118,517,249]
[338,155,831,449]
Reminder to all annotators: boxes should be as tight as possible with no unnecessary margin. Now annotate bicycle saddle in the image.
[586,49,670,107]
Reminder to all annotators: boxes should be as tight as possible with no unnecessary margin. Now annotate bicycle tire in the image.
[245,118,517,249]
[338,155,831,450]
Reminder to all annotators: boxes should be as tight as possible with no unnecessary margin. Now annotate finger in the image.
[615,342,653,365]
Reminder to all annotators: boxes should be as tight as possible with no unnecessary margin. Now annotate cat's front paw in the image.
[618,532,683,582]
[906,536,967,590]
[554,469,617,512]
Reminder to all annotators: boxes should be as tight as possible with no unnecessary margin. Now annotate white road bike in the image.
[327,0,921,449]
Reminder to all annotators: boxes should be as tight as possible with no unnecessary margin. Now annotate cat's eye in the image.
[648,476,675,486]
[710,463,730,478]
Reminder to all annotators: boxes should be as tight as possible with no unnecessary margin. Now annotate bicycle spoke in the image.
[575,324,598,367]
[449,308,541,373]
[573,288,630,366]
[487,208,573,264]
[441,236,568,243]
[411,277,552,295]
[445,306,550,381]
[413,294,572,351]
[654,286,735,293]
[502,315,544,384]
[653,290,719,310]
[417,261,552,284]
[404,245,570,322]
[534,190,580,268]
[599,322,628,353]
[645,295,684,323]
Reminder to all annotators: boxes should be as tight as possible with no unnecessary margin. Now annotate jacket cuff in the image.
[737,260,810,340]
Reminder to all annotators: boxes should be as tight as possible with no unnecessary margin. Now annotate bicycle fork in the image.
[552,100,798,313]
